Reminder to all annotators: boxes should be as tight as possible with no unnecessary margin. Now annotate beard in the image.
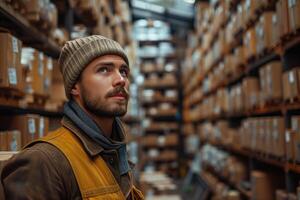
[80,85,129,117]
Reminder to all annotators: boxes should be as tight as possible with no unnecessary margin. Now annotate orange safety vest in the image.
[36,127,144,200]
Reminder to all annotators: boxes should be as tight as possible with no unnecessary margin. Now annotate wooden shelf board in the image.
[0,2,61,58]
[0,104,63,118]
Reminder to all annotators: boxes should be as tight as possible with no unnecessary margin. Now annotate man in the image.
[1,35,144,200]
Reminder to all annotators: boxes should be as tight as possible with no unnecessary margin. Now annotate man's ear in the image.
[71,83,80,96]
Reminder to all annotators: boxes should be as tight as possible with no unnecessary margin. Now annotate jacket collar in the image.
[61,116,105,157]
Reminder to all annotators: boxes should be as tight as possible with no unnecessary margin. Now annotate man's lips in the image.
[110,93,128,99]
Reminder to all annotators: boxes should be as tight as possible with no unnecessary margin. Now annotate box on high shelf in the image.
[242,77,260,110]
[271,12,280,47]
[276,0,291,38]
[291,116,300,162]
[285,129,296,161]
[23,0,44,21]
[288,0,300,32]
[271,117,285,158]
[243,28,257,60]
[22,48,53,97]
[243,0,259,25]
[283,68,300,102]
[0,32,23,92]
[259,61,283,104]
[255,12,275,55]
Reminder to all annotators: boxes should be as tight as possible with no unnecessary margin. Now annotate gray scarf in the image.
[63,100,130,175]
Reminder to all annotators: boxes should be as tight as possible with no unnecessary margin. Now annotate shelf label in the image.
[9,131,18,151]
[158,136,166,146]
[289,71,295,83]
[8,67,17,85]
[39,53,44,76]
[47,58,53,70]
[12,37,18,53]
[39,117,45,138]
[28,118,36,135]
[285,131,290,143]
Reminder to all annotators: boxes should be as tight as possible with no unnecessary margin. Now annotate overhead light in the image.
[184,0,195,4]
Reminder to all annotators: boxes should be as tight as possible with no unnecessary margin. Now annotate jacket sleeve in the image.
[1,143,74,200]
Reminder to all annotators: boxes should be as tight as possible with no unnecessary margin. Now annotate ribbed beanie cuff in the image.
[58,35,129,99]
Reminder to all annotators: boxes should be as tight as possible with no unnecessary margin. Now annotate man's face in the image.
[75,55,130,117]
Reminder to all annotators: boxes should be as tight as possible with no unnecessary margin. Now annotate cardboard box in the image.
[243,0,257,24]
[0,115,40,147]
[251,171,275,200]
[7,130,21,151]
[43,56,53,96]
[291,116,300,162]
[0,131,8,151]
[272,117,285,157]
[288,0,300,32]
[276,0,291,37]
[256,12,274,54]
[242,77,260,110]
[260,62,283,102]
[38,116,49,138]
[0,33,23,91]
[271,12,280,47]
[283,68,300,101]
[244,28,257,60]
[32,50,45,95]
[285,130,295,161]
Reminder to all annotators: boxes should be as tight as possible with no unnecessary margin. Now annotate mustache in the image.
[106,86,129,99]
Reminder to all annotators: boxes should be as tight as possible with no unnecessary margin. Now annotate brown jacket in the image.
[1,117,137,200]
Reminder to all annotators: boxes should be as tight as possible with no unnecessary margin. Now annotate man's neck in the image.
[74,99,114,138]
[92,115,114,138]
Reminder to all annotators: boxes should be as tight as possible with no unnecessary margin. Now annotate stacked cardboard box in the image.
[241,117,285,157]
[21,48,53,97]
[255,12,275,54]
[288,0,300,32]
[0,32,23,92]
[283,67,300,101]
[251,171,276,200]
[0,115,49,147]
[259,61,283,104]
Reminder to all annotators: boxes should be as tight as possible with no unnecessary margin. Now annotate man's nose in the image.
[112,71,126,87]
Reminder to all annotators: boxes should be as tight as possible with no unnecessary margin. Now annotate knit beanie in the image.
[58,35,129,99]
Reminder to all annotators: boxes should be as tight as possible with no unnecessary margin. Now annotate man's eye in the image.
[120,69,129,77]
[97,67,108,73]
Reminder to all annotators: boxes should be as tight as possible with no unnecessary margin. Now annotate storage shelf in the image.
[141,98,178,106]
[141,69,178,76]
[0,104,63,118]
[139,53,177,60]
[138,38,174,46]
[144,127,179,133]
[283,35,300,52]
[142,144,178,149]
[0,2,61,58]
[209,142,300,175]
[201,170,252,199]
[142,84,178,90]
